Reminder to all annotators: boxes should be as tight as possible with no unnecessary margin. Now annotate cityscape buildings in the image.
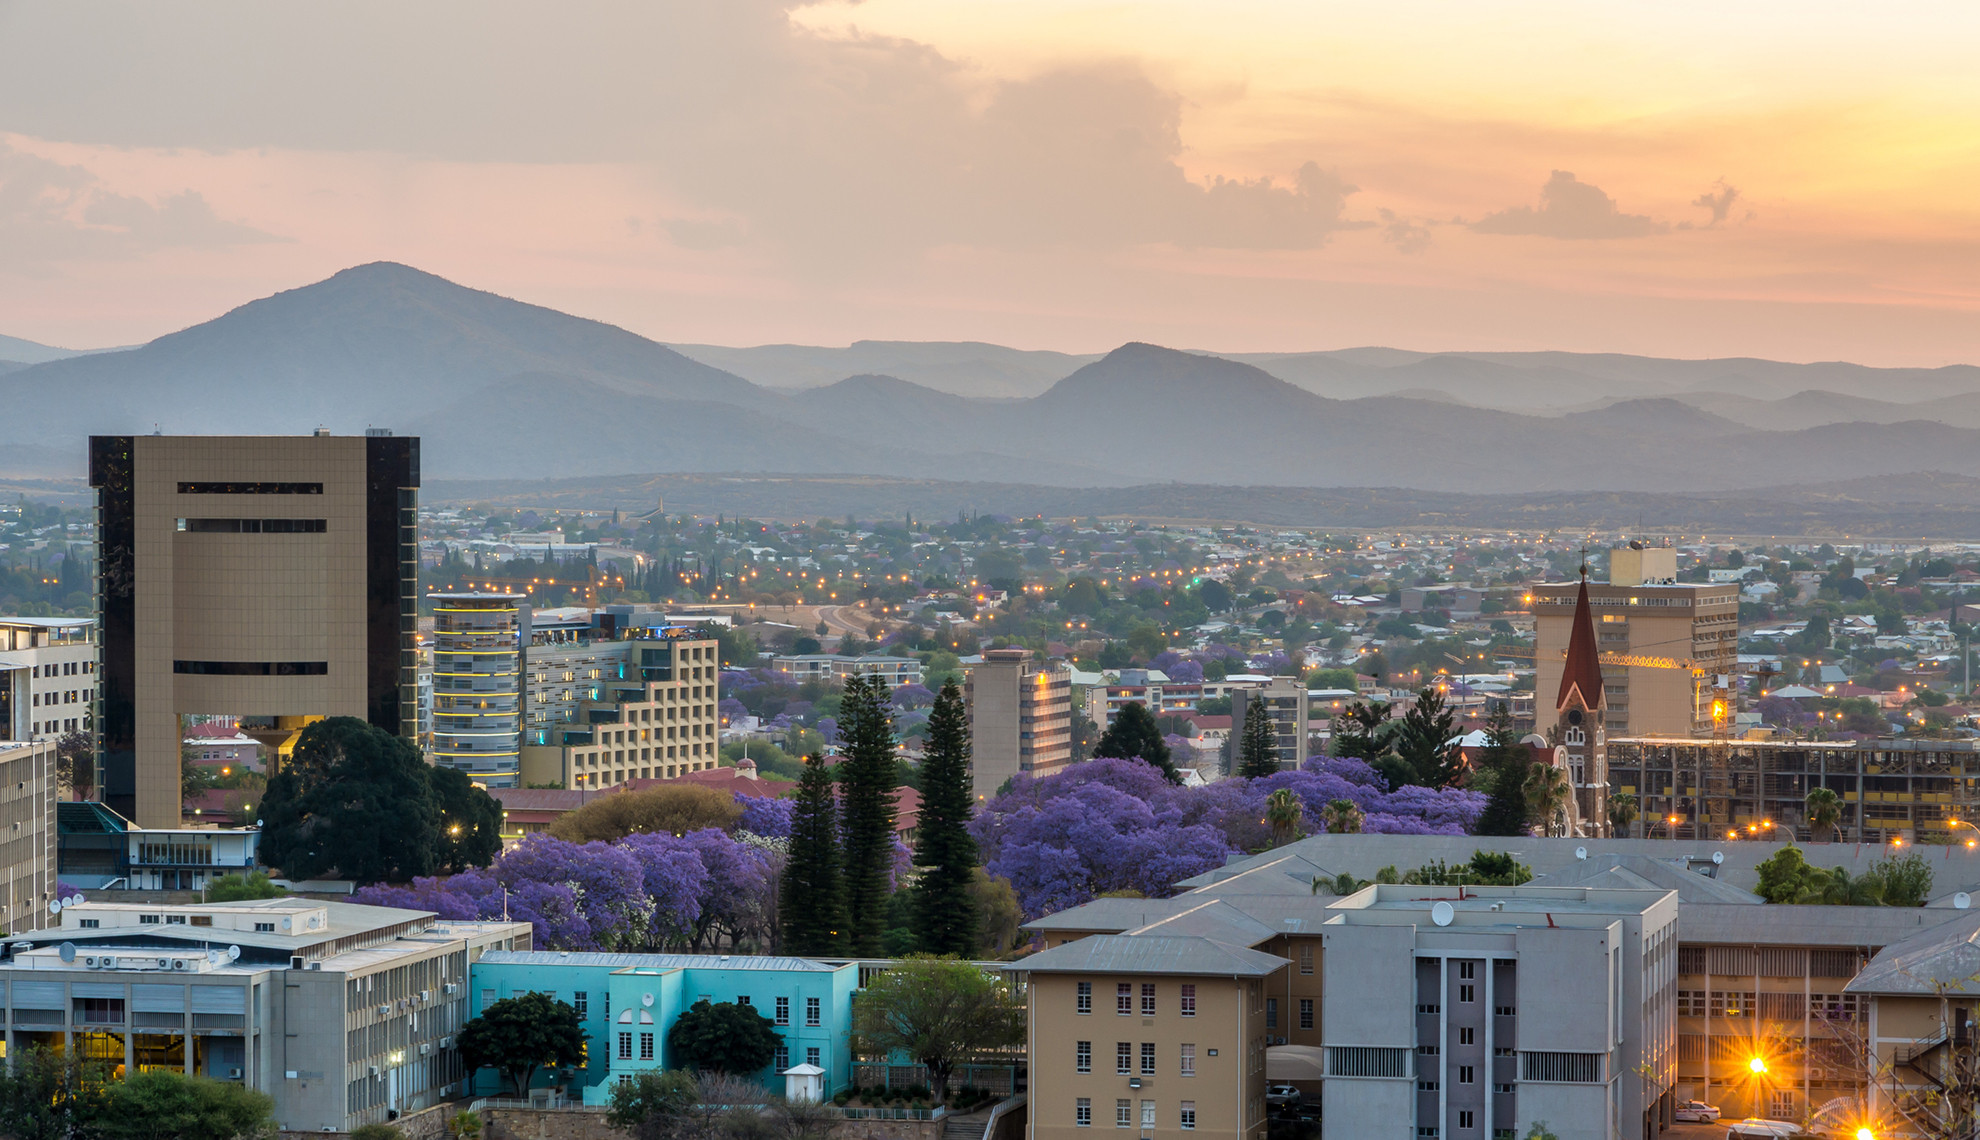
[427,592,524,787]
[1230,678,1309,773]
[0,617,96,743]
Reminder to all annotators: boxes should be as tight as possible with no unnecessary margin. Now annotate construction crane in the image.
[1593,650,1736,738]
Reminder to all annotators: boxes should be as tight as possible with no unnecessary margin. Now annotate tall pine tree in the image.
[1236,698,1280,779]
[912,679,979,955]
[837,674,899,956]
[780,753,847,955]
[1474,702,1531,837]
[1092,701,1179,783]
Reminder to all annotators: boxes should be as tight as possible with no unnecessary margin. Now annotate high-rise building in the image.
[1532,549,1739,738]
[427,593,524,787]
[0,617,96,743]
[518,620,722,789]
[89,433,419,827]
[1231,678,1308,773]
[966,648,1071,799]
[0,740,57,934]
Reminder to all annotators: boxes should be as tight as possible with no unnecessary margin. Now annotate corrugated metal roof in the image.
[1011,935,1288,978]
[1846,913,1980,995]
[477,950,840,972]
[1023,897,1196,933]
[1678,903,1955,948]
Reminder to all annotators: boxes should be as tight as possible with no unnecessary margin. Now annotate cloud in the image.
[1692,180,1740,227]
[0,141,279,269]
[1379,208,1431,253]
[1472,170,1665,240]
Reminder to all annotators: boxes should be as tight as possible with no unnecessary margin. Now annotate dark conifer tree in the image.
[837,675,899,955]
[1236,700,1280,779]
[1474,702,1531,837]
[780,753,847,955]
[912,680,979,955]
[1092,701,1179,783]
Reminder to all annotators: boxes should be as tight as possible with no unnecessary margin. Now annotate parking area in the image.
[1666,1122,1729,1139]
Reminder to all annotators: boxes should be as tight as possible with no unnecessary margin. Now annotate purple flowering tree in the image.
[734,794,795,838]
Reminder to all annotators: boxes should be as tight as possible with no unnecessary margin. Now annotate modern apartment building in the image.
[0,898,530,1132]
[428,592,524,787]
[965,648,1072,799]
[0,617,96,744]
[0,740,57,935]
[1085,673,1272,730]
[1231,679,1308,773]
[1013,934,1285,1140]
[767,654,923,688]
[1608,736,1980,844]
[1532,549,1739,739]
[518,626,722,789]
[89,433,420,827]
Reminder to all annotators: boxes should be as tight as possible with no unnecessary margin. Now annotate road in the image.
[815,603,873,639]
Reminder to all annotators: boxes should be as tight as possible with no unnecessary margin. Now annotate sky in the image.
[3,0,1980,365]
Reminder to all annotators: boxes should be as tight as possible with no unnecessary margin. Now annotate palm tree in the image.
[1607,792,1639,839]
[1523,763,1571,837]
[1265,788,1305,848]
[1805,786,1843,843]
[1321,798,1364,835]
[1815,865,1883,906]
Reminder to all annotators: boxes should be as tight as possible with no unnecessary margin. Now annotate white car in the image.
[1674,1099,1722,1122]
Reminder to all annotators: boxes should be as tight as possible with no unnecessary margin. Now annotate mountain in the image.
[669,340,1098,399]
[0,333,95,365]
[4,262,1979,499]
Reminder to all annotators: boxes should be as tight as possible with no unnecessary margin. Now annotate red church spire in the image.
[1557,564,1605,712]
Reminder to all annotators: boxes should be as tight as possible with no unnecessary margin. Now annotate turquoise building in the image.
[468,951,861,1104]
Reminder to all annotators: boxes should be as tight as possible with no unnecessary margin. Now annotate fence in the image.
[852,1064,1017,1097]
[833,1105,948,1121]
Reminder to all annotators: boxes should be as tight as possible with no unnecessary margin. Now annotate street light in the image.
[1747,1055,1767,1075]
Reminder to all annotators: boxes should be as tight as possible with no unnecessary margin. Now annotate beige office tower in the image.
[90,433,419,828]
[965,648,1071,800]
[0,740,57,935]
[428,593,524,787]
[1532,548,1738,738]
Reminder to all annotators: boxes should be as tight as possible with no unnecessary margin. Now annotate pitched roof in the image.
[1845,912,1980,995]
[1557,575,1606,712]
[1010,934,1288,978]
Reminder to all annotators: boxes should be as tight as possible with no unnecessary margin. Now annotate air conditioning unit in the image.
[171,959,189,971]
[101,956,117,969]
[418,990,430,1002]
[226,1067,242,1079]
[417,1043,432,1056]
[376,1004,391,1016]
[84,956,98,968]
[439,1036,453,1049]
[156,957,171,969]
[442,983,458,996]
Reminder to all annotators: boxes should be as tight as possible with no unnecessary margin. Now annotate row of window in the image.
[31,661,90,678]
[1076,981,1196,1016]
[1075,1041,1197,1077]
[578,992,820,1028]
[1262,998,1314,1030]
[1074,1098,1195,1130]
[32,689,87,707]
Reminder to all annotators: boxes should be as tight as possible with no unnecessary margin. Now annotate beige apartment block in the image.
[0,740,57,936]
[1533,560,1739,738]
[517,633,722,788]
[966,648,1072,800]
[91,433,419,827]
[1013,935,1284,1140]
[0,617,96,743]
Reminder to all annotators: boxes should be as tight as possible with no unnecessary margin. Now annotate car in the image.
[1266,1084,1304,1107]
[1674,1099,1722,1123]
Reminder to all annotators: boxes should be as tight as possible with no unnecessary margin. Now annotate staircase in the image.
[943,1112,988,1140]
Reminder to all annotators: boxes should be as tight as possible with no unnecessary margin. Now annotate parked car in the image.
[1266,1084,1304,1108]
[1723,1119,1807,1139]
[1675,1100,1722,1122]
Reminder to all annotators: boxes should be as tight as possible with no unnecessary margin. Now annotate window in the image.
[1180,1101,1196,1131]
[1417,1002,1441,1015]
[1140,1042,1156,1075]
[1077,982,1092,1014]
[1140,1101,1155,1130]
[1077,1042,1092,1073]
[1417,1080,1440,1092]
[737,995,751,1007]
[1494,1083,1513,1094]
[1459,1065,1474,1084]
[1458,1027,1475,1046]
[81,919,101,929]
[573,992,588,1018]
[1117,1043,1132,1075]
[1459,984,1474,1003]
[1141,983,1156,1016]
[807,1047,820,1068]
[1076,1099,1091,1128]
[1459,962,1475,980]
[640,1033,655,1060]
[253,921,274,932]
[773,996,790,1025]
[1180,1043,1195,1077]
[1180,984,1196,1017]
[775,1046,789,1071]
[1117,983,1133,1016]
[1299,999,1314,1030]
[806,997,820,1026]
[1459,1111,1475,1129]
[1266,998,1278,1029]
[618,1032,633,1059]
[1494,1005,1516,1017]
[1115,1100,1131,1128]
[1299,944,1313,975]
[165,915,186,925]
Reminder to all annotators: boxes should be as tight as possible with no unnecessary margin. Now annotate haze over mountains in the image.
[4,262,1979,498]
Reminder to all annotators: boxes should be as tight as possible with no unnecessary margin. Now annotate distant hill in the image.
[0,333,90,365]
[4,262,1979,501]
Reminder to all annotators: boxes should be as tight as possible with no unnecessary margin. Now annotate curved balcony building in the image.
[428,592,524,787]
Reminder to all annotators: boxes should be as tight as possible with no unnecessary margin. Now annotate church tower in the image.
[1555,565,1609,836]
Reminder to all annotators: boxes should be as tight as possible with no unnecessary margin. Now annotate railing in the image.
[833,1106,947,1121]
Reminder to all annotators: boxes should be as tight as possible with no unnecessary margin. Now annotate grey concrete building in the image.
[0,898,529,1132]
[0,740,56,936]
[1231,679,1307,774]
[965,648,1072,800]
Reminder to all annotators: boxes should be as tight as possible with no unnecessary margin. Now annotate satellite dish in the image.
[226,946,241,962]
[641,992,655,1008]
[207,949,224,965]
[57,942,75,963]
[1711,851,1725,865]
[1430,901,1455,927]
[46,900,59,916]
[1957,893,1973,910]
[1575,846,1588,860]
[66,895,84,909]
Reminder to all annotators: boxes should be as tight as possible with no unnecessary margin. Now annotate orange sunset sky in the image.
[3,0,1979,364]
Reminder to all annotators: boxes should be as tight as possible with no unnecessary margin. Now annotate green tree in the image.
[1330,701,1393,763]
[351,1126,404,1140]
[968,869,1023,958]
[781,754,847,956]
[1805,786,1843,843]
[1868,851,1933,907]
[837,675,900,956]
[54,731,94,800]
[92,1070,275,1140]
[912,680,979,956]
[1754,846,1820,903]
[1235,701,1279,780]
[0,1045,105,1140]
[1523,763,1571,837]
[1265,788,1304,848]
[257,717,442,882]
[667,1000,783,1076]
[1091,702,1177,783]
[1472,704,1530,837]
[430,765,504,871]
[1320,799,1363,835]
[1607,791,1639,839]
[182,750,219,805]
[852,957,1024,1101]
[606,1069,699,1133]
[204,871,287,902]
[448,1110,483,1139]
[1395,687,1460,787]
[458,991,588,1097]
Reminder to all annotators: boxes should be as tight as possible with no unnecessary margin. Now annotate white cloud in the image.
[1471,170,1665,240]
